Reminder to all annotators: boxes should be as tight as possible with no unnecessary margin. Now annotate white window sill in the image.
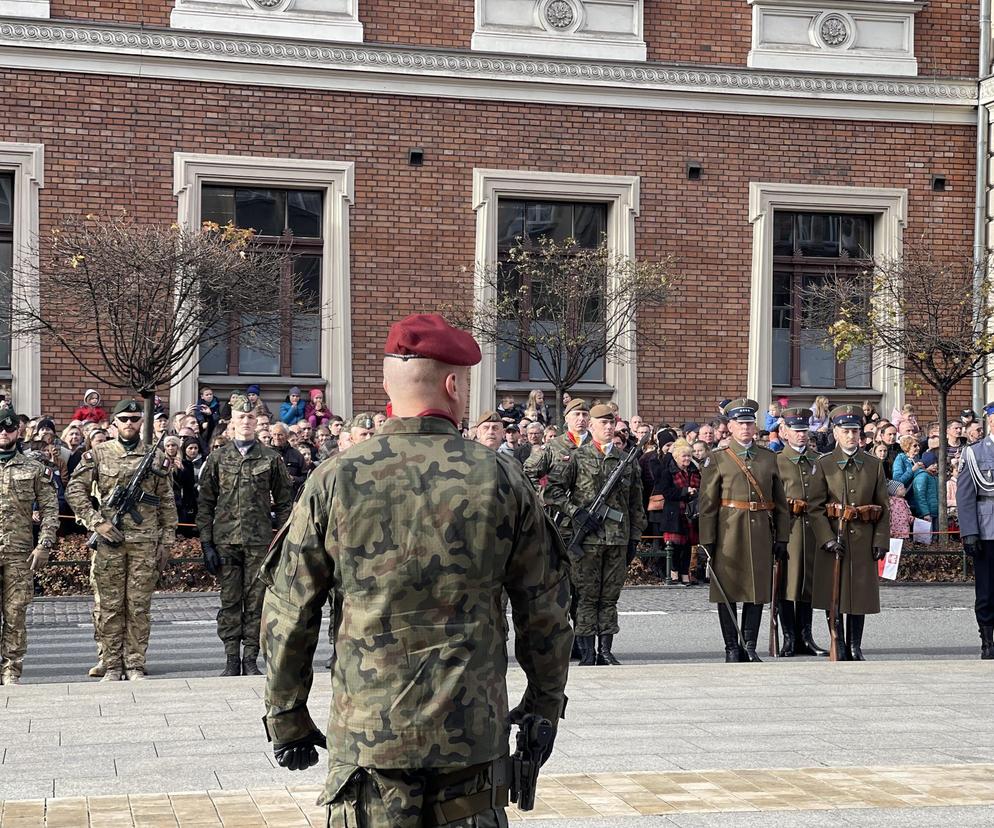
[0,1,49,19]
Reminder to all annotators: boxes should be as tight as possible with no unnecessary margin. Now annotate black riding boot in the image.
[777,600,796,657]
[846,614,866,661]
[577,635,597,666]
[718,602,742,662]
[597,634,621,665]
[741,603,764,662]
[795,601,828,656]
[980,626,994,660]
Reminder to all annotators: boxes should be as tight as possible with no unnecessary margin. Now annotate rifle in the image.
[86,431,167,550]
[509,714,554,812]
[829,489,847,662]
[768,553,783,658]
[567,433,649,559]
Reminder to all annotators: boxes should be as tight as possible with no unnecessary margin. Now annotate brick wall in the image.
[1,69,976,427]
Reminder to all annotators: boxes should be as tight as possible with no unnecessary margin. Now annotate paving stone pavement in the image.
[2,659,994,826]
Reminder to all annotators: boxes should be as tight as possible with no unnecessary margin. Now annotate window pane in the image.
[239,317,280,375]
[198,319,229,376]
[573,203,607,248]
[201,186,235,226]
[287,191,323,238]
[291,255,321,376]
[525,202,572,242]
[845,345,872,388]
[235,189,285,236]
[796,213,840,257]
[0,241,11,370]
[773,212,794,256]
[497,201,526,252]
[496,319,521,381]
[841,215,873,258]
[0,175,12,226]
[772,271,791,386]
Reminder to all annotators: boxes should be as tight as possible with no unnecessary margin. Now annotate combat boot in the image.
[741,603,764,663]
[795,602,828,657]
[220,655,242,677]
[87,660,107,678]
[125,668,146,681]
[718,603,742,662]
[242,651,262,676]
[847,614,866,661]
[101,667,123,682]
[0,670,17,686]
[777,600,796,657]
[596,634,621,666]
[577,635,597,666]
[570,637,582,661]
[980,626,993,660]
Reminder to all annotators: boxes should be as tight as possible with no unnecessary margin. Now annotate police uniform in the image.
[698,399,790,662]
[811,405,889,661]
[65,399,178,681]
[545,403,645,666]
[197,397,294,676]
[775,408,829,657]
[954,401,994,659]
[0,409,59,684]
[262,314,571,828]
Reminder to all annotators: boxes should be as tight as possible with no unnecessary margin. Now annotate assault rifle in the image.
[829,489,847,662]
[86,432,167,549]
[509,713,554,812]
[567,433,649,559]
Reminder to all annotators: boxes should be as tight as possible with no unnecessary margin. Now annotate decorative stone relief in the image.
[473,0,645,62]
[171,0,363,43]
[0,0,50,19]
[748,1,922,77]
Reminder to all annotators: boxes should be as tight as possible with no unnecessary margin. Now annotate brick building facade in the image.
[0,1,987,428]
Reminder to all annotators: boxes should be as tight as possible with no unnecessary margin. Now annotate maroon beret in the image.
[384,313,482,367]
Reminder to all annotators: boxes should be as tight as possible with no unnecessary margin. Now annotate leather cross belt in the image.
[721,499,774,512]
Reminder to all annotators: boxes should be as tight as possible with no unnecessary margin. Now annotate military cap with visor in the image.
[589,404,615,420]
[113,399,143,417]
[781,407,812,430]
[830,404,863,428]
[723,398,759,423]
[384,313,482,366]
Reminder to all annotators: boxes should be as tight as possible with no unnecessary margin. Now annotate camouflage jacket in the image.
[0,452,59,561]
[261,416,571,783]
[544,440,646,547]
[65,439,177,544]
[197,441,293,546]
[524,431,590,535]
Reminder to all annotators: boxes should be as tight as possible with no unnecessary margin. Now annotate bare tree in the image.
[7,215,292,442]
[446,236,676,424]
[804,243,994,532]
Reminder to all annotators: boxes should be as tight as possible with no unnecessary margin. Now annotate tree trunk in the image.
[553,384,565,427]
[936,391,948,534]
[142,392,155,445]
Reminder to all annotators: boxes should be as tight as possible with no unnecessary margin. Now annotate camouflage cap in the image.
[474,410,503,429]
[349,412,376,430]
[0,408,18,431]
[230,395,254,414]
[112,399,142,417]
[564,398,589,415]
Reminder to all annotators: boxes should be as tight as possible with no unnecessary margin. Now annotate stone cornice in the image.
[0,19,979,122]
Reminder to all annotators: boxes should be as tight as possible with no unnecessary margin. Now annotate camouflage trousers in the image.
[0,557,33,679]
[574,543,626,636]
[324,759,508,828]
[217,545,268,658]
[90,540,158,670]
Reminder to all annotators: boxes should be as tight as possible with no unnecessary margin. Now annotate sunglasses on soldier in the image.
[116,415,142,423]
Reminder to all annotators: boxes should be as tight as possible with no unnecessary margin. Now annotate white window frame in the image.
[0,142,43,416]
[470,168,640,423]
[0,1,49,19]
[747,181,907,416]
[172,153,355,418]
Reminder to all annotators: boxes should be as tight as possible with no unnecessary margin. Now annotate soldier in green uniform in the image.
[545,403,645,667]
[198,396,294,677]
[262,314,571,827]
[66,399,178,682]
[0,409,59,685]
[775,408,829,657]
[698,399,790,662]
[811,404,889,660]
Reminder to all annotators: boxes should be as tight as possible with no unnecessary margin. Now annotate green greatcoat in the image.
[698,442,790,605]
[811,448,889,615]
[776,445,829,603]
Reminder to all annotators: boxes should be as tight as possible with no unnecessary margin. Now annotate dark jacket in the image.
[650,454,700,535]
[275,443,307,492]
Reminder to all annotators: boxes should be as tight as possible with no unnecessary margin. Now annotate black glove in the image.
[872,547,887,562]
[202,541,222,576]
[963,535,980,558]
[823,540,845,558]
[626,540,639,566]
[773,541,789,563]
[274,731,327,772]
[572,508,603,536]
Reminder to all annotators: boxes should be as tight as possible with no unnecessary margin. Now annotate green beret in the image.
[0,408,18,430]
[112,399,142,417]
[349,412,376,430]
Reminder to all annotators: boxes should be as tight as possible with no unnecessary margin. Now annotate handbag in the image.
[647,494,665,511]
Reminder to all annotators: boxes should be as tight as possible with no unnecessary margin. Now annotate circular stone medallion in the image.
[820,15,850,47]
[545,0,575,30]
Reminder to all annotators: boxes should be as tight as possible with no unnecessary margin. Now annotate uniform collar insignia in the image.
[837,450,863,469]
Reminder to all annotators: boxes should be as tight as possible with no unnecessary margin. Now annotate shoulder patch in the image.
[161,456,172,471]
[703,456,712,468]
[42,466,54,482]
[83,450,94,463]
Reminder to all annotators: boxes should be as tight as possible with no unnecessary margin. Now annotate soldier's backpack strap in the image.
[726,449,770,507]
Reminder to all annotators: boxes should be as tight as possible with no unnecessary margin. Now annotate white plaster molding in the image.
[748,0,922,76]
[170,0,363,44]
[473,0,646,62]
[747,182,907,415]
[470,169,640,423]
[0,0,48,18]
[172,153,355,418]
[0,142,43,416]
[0,22,977,124]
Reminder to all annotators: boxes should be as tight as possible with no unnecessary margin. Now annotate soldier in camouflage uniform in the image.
[0,408,59,685]
[66,399,178,682]
[262,314,571,828]
[545,403,645,667]
[198,397,293,677]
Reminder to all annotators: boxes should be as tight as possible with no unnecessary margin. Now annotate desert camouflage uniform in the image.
[544,441,645,636]
[261,417,571,827]
[66,440,177,671]
[197,441,293,659]
[0,453,58,681]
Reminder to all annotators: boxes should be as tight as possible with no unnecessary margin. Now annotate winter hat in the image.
[310,388,324,400]
[37,418,56,433]
[288,386,301,397]
[887,479,905,497]
[84,388,100,404]
[246,384,261,396]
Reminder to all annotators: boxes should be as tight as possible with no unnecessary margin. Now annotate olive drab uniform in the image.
[66,438,178,676]
[0,452,59,683]
[197,440,293,664]
[261,416,571,828]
